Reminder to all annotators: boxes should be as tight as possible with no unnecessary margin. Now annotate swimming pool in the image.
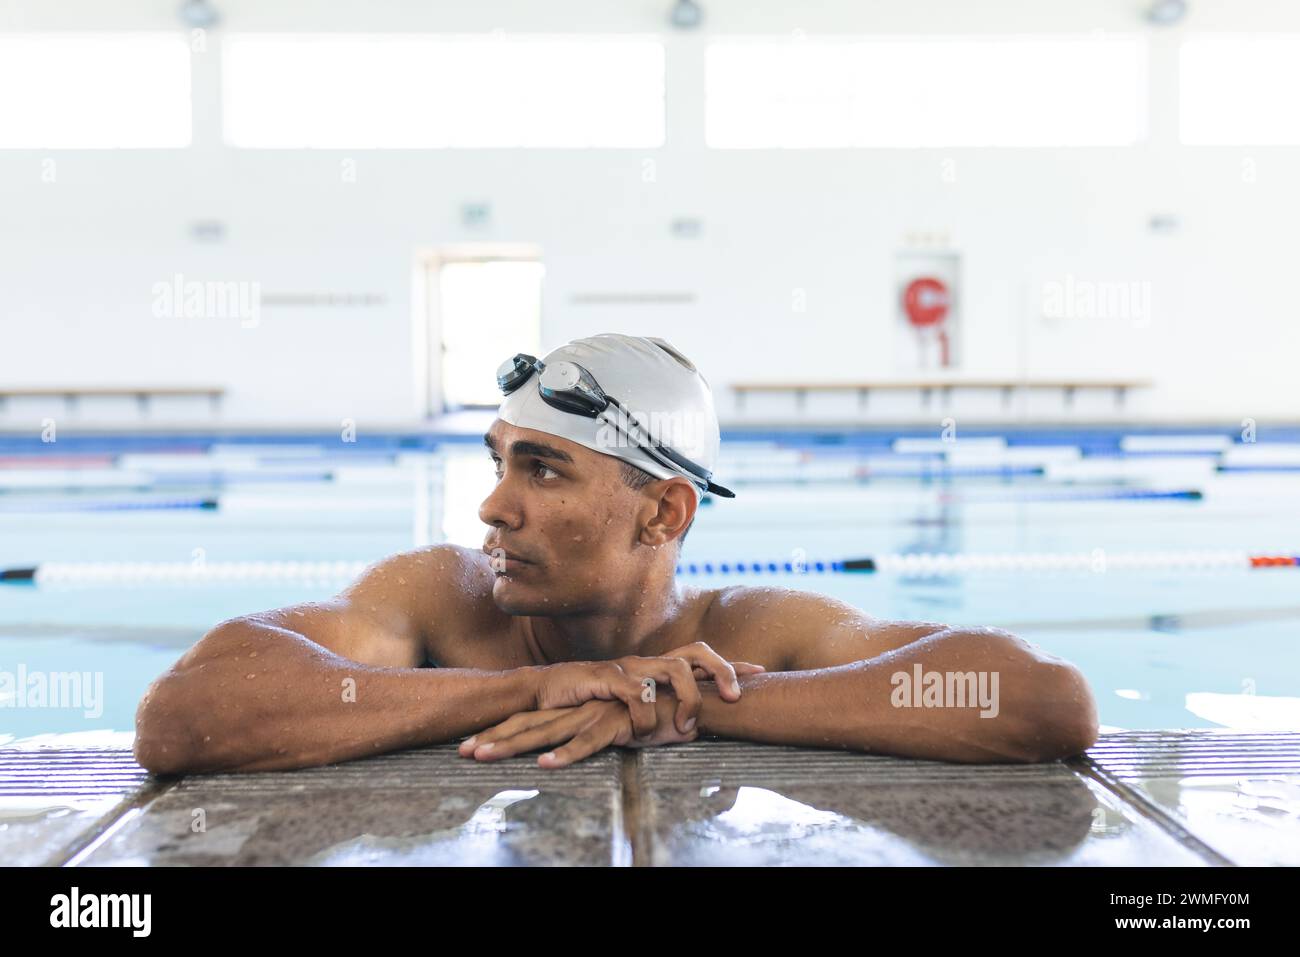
[2,426,1298,743]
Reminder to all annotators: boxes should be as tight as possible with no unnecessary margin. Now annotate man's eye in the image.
[535,462,560,480]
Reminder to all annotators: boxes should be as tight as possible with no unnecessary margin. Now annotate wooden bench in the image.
[0,386,225,417]
[731,379,1151,414]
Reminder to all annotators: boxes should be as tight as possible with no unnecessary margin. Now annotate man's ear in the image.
[639,479,697,548]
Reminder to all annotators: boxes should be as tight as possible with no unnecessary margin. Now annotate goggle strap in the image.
[603,399,716,486]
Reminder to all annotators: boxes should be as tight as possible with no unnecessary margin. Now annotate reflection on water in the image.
[0,794,131,866]
[75,782,622,867]
[0,729,136,750]
[706,786,849,842]
[654,771,1211,866]
[303,789,540,866]
[1184,692,1300,730]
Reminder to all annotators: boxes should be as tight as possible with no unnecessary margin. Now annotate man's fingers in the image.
[611,670,659,737]
[459,709,568,757]
[538,724,619,769]
[693,661,765,679]
[658,658,702,734]
[582,666,652,737]
[668,643,742,701]
[469,713,581,762]
[691,657,759,681]
[618,658,700,734]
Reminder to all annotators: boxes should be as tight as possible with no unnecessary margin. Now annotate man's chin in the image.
[491,575,553,616]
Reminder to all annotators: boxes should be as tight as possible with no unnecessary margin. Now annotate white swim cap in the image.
[496,333,729,501]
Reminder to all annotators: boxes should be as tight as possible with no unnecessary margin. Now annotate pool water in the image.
[2,429,1299,742]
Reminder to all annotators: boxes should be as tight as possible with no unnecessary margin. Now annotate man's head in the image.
[478,334,726,616]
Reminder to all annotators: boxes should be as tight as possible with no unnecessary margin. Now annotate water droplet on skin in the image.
[249,651,258,657]
[246,673,257,679]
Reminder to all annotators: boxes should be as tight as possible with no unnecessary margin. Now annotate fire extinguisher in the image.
[903,276,951,368]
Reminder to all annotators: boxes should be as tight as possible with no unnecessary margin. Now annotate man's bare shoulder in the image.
[702,583,873,629]
[351,545,515,652]
[688,584,866,670]
[354,543,494,600]
[698,584,952,671]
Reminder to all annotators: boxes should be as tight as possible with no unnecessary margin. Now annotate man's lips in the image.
[483,545,537,571]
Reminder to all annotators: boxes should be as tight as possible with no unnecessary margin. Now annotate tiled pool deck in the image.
[3,731,1296,867]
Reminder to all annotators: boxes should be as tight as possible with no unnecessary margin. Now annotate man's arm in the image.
[695,587,1098,763]
[132,545,541,775]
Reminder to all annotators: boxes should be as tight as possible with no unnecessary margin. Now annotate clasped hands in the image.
[458,642,764,769]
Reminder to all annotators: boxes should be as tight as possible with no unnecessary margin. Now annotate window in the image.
[1180,34,1300,145]
[223,34,664,148]
[706,35,1147,148]
[0,34,191,148]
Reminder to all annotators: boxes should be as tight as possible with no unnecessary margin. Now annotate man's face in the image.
[479,420,648,616]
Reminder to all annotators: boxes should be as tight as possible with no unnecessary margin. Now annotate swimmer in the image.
[134,334,1098,773]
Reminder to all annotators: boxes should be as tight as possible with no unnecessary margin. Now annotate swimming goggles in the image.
[496,353,735,498]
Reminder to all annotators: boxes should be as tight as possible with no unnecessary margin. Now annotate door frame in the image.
[411,243,543,420]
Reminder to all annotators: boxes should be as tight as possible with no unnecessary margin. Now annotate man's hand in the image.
[531,642,764,736]
[458,693,697,769]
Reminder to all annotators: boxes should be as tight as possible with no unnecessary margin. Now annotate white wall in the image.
[1,0,1297,428]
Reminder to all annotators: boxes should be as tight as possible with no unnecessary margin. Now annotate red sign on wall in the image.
[903,277,950,328]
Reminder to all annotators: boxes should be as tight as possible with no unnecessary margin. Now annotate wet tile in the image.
[76,745,627,867]
[0,747,154,866]
[1082,730,1300,866]
[16,733,1290,867]
[635,740,1210,866]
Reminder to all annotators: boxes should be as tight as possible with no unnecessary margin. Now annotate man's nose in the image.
[478,475,523,530]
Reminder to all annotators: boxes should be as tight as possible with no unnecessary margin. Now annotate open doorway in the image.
[414,245,544,418]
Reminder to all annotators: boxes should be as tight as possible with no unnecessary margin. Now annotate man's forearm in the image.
[134,620,539,774]
[696,629,1098,763]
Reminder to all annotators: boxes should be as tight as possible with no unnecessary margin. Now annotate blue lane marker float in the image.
[685,560,846,575]
[1035,488,1202,501]
[0,498,218,514]
[143,471,334,485]
[1217,464,1300,473]
[952,488,1203,504]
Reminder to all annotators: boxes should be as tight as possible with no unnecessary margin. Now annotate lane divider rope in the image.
[3,551,1299,584]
